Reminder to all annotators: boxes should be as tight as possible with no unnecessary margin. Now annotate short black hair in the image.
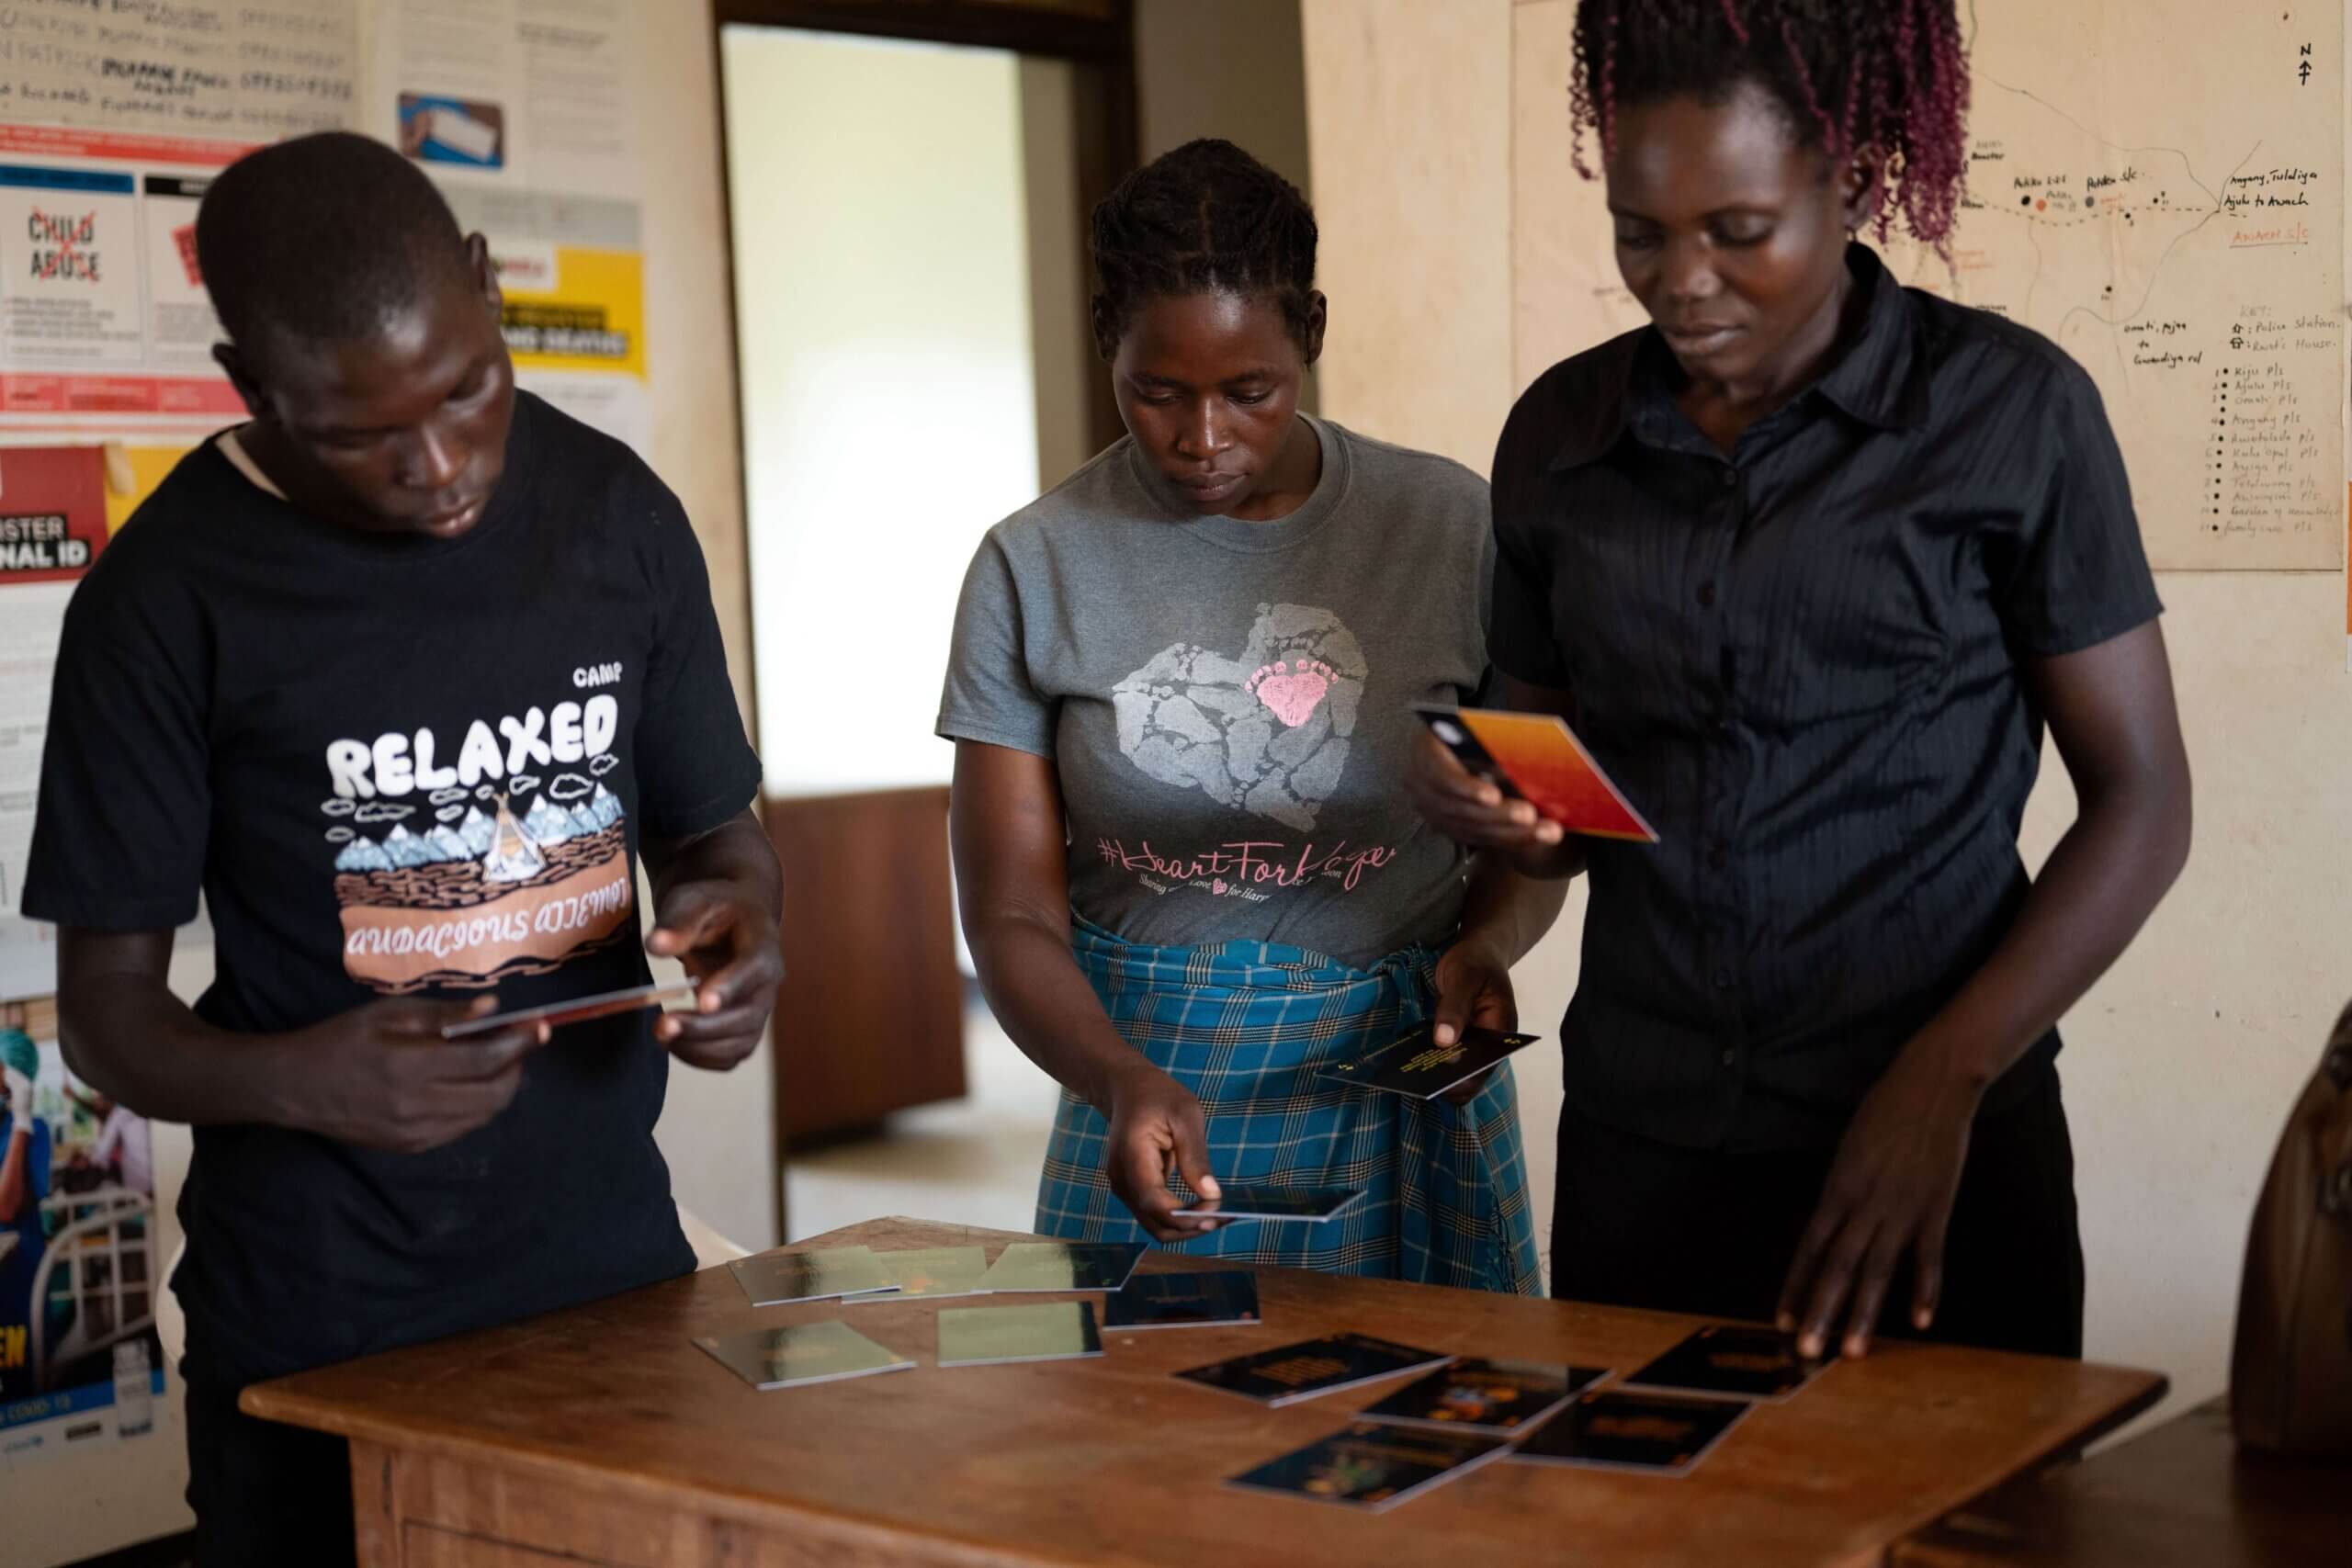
[1090,138,1318,357]
[196,131,477,371]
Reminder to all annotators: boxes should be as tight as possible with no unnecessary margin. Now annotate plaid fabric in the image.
[1035,914,1541,1294]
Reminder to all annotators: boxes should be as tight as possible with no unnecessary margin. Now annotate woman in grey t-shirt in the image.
[938,141,1562,1291]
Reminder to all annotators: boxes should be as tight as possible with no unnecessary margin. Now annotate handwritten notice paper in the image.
[0,0,358,143]
[1513,0,2345,570]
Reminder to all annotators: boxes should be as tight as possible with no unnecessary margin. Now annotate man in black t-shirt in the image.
[22,134,783,1565]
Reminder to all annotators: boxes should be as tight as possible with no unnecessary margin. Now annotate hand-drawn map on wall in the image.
[1513,1,2346,570]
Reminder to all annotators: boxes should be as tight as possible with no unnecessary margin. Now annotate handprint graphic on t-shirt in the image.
[1112,604,1367,830]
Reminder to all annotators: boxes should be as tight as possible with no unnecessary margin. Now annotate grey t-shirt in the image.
[938,416,1492,968]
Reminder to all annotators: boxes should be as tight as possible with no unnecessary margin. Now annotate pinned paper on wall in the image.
[446,186,650,460]
[370,0,639,200]
[0,128,252,428]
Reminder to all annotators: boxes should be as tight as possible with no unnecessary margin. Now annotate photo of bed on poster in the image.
[0,1005,166,1468]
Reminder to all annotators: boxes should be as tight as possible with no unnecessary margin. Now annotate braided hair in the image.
[1090,138,1319,358]
[1569,0,1971,250]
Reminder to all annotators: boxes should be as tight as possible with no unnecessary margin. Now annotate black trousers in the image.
[1551,1063,2085,1359]
[185,1365,356,1567]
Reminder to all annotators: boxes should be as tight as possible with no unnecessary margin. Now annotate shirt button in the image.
[1696,581,1717,607]
[1711,969,1733,991]
[1719,467,1738,488]
[1720,1047,1737,1067]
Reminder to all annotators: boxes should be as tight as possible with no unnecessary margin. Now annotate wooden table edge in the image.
[242,1382,1086,1568]
[1882,1370,2176,1562]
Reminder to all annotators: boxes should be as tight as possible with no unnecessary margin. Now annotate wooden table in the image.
[1894,1394,2348,1566]
[246,1216,2166,1568]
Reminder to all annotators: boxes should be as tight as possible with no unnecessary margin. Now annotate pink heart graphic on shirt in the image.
[1112,605,1369,831]
[1253,668,1329,728]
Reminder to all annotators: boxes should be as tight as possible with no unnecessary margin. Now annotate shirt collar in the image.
[1810,243,1925,433]
[1547,243,1923,472]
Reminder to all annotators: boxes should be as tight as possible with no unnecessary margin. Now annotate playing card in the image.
[1510,1388,1751,1475]
[1177,1334,1452,1407]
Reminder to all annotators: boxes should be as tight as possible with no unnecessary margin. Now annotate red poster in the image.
[0,446,109,585]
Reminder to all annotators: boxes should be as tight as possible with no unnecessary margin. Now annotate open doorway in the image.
[714,2,1133,1166]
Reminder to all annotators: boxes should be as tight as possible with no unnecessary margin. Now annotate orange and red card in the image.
[1417,705,1659,844]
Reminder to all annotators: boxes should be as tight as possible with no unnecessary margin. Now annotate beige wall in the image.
[1300,0,2346,1440]
[1300,0,1514,470]
[1134,0,1312,187]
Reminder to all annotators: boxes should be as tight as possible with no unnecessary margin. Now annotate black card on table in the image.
[1620,1324,1830,1403]
[1227,1421,1509,1513]
[1315,1023,1542,1100]
[1509,1389,1750,1475]
[1176,1333,1452,1407]
[1102,1269,1261,1331]
[1355,1358,1607,1435]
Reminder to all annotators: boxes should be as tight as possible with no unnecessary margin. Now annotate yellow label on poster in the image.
[498,247,646,379]
[102,444,194,532]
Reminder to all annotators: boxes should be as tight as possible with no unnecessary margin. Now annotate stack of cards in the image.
[694,1320,913,1391]
[1177,1334,1452,1407]
[1102,1270,1261,1331]
[937,1302,1105,1367]
[1227,1422,1510,1513]
[728,1246,899,1307]
[976,1241,1146,1293]
[1356,1359,1606,1435]
[1316,1023,1542,1101]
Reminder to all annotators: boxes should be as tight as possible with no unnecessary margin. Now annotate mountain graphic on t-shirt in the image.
[334,836,393,873]
[330,785,626,877]
[521,795,579,847]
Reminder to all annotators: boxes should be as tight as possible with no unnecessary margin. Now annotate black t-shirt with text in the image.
[24,391,762,1385]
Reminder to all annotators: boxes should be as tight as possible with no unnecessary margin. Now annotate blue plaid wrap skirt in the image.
[1034,913,1541,1294]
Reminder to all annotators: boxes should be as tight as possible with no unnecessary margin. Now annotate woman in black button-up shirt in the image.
[1413,0,2191,1361]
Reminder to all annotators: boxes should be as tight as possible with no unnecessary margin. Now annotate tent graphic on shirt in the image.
[481,796,547,884]
[330,782,632,993]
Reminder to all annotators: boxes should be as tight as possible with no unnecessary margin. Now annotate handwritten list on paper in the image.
[0,0,358,144]
[1511,0,2346,570]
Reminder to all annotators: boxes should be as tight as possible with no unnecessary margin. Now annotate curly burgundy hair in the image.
[1569,0,1972,250]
